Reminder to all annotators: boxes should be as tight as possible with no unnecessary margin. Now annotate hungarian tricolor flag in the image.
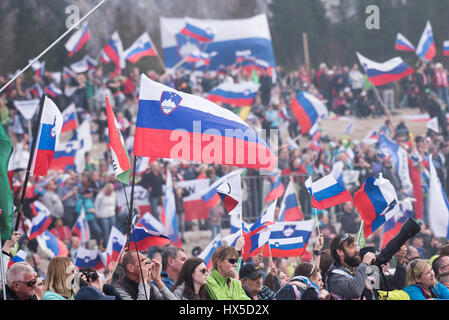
[106,97,131,184]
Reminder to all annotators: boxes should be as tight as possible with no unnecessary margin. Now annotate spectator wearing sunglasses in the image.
[239,262,275,300]
[2,262,39,300]
[172,258,210,300]
[205,245,250,300]
[403,259,449,300]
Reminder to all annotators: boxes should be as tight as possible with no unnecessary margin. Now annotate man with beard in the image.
[325,233,377,300]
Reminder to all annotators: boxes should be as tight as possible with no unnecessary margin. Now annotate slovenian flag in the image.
[106,97,131,184]
[102,31,126,72]
[61,103,78,133]
[50,136,79,172]
[267,220,315,257]
[29,201,52,240]
[134,74,277,170]
[124,32,157,64]
[354,174,398,238]
[416,21,436,61]
[36,230,69,258]
[201,169,244,209]
[290,91,328,135]
[44,84,62,98]
[184,50,216,67]
[180,21,215,42]
[444,40,449,56]
[64,22,90,57]
[246,201,277,236]
[278,180,303,222]
[207,81,260,107]
[381,199,414,249]
[395,33,416,52]
[305,174,352,210]
[128,226,171,251]
[30,95,63,176]
[105,226,126,265]
[198,234,222,269]
[36,61,45,78]
[30,83,44,99]
[72,207,90,244]
[7,250,28,268]
[264,175,285,203]
[75,247,106,270]
[356,52,414,87]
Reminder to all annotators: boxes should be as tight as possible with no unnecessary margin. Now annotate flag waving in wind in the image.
[395,33,416,52]
[102,31,126,73]
[30,95,63,176]
[106,97,131,184]
[134,74,277,170]
[416,21,436,61]
[290,91,328,135]
[216,173,242,215]
[65,22,90,57]
[124,32,157,64]
[180,20,215,42]
[305,174,352,210]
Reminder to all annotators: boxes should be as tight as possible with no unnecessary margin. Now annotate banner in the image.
[13,100,39,120]
[116,185,151,216]
[178,179,211,221]
[160,14,276,71]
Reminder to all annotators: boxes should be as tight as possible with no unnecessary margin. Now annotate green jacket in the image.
[206,269,250,300]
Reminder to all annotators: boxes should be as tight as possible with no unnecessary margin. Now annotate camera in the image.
[374,218,421,266]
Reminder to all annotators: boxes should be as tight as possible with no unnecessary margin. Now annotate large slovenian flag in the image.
[290,91,328,135]
[416,21,436,61]
[160,14,276,72]
[354,174,399,238]
[75,247,105,270]
[356,52,414,87]
[72,207,90,244]
[36,230,69,258]
[134,74,277,170]
[29,202,52,240]
[305,175,352,210]
[207,81,260,107]
[395,33,416,52]
[443,41,449,56]
[198,234,222,269]
[267,220,316,258]
[163,169,182,247]
[128,226,171,251]
[7,250,28,268]
[61,103,78,133]
[428,155,449,239]
[278,180,303,222]
[124,32,158,64]
[216,173,242,215]
[30,95,63,176]
[106,97,131,184]
[65,22,90,57]
[102,31,126,71]
[180,20,216,42]
[264,175,285,203]
[105,226,126,265]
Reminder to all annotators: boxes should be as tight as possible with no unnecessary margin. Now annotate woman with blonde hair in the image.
[42,257,77,300]
[403,259,449,300]
[95,182,117,249]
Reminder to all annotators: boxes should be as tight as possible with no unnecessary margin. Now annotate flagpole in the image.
[14,94,47,232]
[314,207,320,235]
[122,170,149,300]
[126,156,138,249]
[0,0,109,95]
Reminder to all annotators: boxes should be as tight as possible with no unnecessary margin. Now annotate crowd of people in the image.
[1,50,449,300]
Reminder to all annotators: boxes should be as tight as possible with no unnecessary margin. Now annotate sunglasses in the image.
[16,278,37,288]
[338,233,351,247]
[228,258,238,265]
[199,268,208,275]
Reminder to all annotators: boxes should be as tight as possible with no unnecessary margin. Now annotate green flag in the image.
[0,123,14,240]
[252,69,259,84]
[355,221,366,250]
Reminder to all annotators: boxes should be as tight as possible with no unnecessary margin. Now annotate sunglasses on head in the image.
[338,233,352,247]
[228,258,238,265]
[16,278,37,288]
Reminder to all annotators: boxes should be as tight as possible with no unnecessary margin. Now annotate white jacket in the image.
[94,192,116,219]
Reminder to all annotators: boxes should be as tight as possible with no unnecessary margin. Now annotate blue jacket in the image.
[403,282,449,300]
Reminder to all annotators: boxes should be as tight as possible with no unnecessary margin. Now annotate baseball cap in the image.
[239,262,264,279]
[75,286,116,300]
